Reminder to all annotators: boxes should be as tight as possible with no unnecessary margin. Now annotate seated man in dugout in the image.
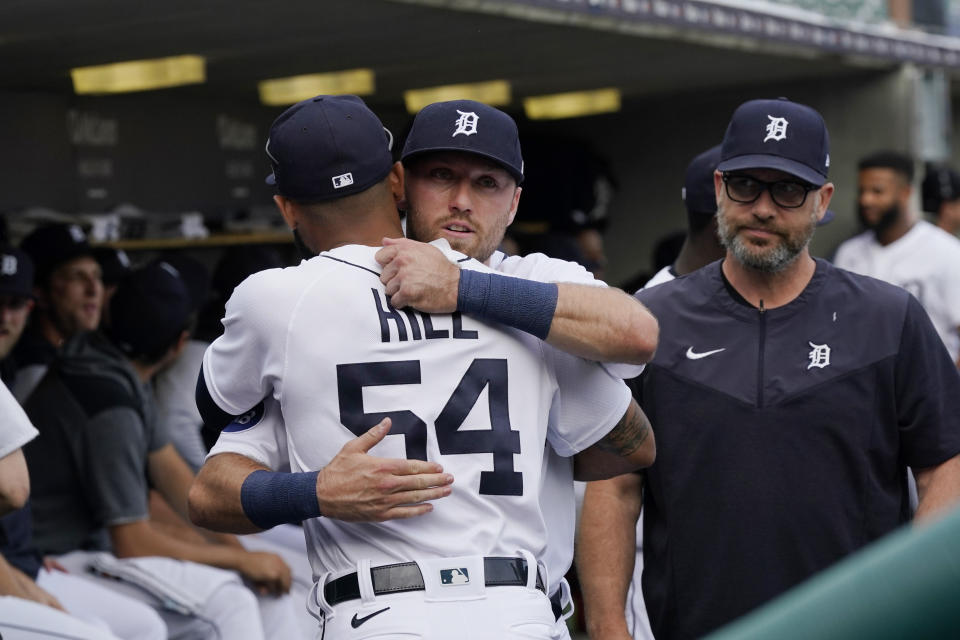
[13,223,103,403]
[23,261,312,640]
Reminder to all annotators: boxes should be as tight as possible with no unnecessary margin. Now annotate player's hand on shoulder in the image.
[238,550,292,595]
[316,418,454,522]
[375,237,459,312]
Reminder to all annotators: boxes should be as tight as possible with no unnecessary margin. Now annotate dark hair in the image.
[652,231,685,272]
[107,262,192,365]
[858,151,914,182]
[109,318,190,366]
[686,210,715,235]
[194,245,285,343]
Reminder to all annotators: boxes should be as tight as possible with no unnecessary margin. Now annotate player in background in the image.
[834,151,960,366]
[921,163,960,236]
[190,95,655,639]
[643,145,725,289]
[12,224,103,403]
[0,246,168,639]
[25,261,307,639]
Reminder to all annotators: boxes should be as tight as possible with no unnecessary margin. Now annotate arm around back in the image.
[374,238,658,364]
[189,418,455,534]
[189,452,271,535]
[548,283,658,365]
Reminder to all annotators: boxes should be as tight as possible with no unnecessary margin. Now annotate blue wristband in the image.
[457,270,559,340]
[240,469,321,530]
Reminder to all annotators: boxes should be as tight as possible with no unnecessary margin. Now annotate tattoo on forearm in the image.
[598,404,651,457]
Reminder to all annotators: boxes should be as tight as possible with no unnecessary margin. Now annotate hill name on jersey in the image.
[372,288,480,343]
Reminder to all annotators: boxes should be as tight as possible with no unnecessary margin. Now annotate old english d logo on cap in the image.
[1,254,17,276]
[764,116,788,142]
[401,99,524,184]
[718,97,829,188]
[453,110,479,137]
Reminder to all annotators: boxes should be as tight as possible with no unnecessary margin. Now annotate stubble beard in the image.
[716,203,817,273]
[406,207,501,264]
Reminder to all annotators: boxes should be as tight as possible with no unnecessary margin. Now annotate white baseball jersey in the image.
[1,381,38,458]
[642,265,676,290]
[202,242,631,579]
[491,250,645,382]
[834,220,960,361]
[211,247,638,600]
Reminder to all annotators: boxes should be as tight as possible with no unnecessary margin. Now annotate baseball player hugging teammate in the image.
[189,95,658,639]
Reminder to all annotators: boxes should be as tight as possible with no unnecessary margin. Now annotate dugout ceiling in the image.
[0,0,952,253]
[0,0,923,104]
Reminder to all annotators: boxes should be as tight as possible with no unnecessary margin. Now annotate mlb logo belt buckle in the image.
[323,557,546,605]
[439,567,470,585]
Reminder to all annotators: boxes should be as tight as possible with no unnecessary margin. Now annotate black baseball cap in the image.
[401,100,524,184]
[0,246,34,298]
[683,145,722,217]
[922,164,960,213]
[265,95,394,203]
[20,224,95,284]
[718,98,830,188]
[109,261,191,359]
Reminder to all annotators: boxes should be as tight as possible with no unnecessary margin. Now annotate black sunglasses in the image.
[722,173,817,209]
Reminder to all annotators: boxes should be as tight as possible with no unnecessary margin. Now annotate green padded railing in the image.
[707,505,960,640]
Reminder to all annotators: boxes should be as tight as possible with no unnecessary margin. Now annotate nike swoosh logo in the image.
[351,607,390,628]
[686,347,726,360]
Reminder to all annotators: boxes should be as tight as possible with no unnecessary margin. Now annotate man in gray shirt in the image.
[24,261,309,640]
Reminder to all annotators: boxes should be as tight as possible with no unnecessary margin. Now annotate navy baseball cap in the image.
[719,98,834,225]
[922,164,960,212]
[109,261,192,359]
[153,253,210,313]
[0,246,34,298]
[20,224,95,284]
[265,95,394,203]
[718,98,830,188]
[401,100,524,184]
[683,145,722,216]
[92,246,132,287]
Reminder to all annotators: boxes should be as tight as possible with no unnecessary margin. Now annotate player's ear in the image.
[506,186,521,226]
[816,182,835,219]
[389,162,405,207]
[274,195,299,230]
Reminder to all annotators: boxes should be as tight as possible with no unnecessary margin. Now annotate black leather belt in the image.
[324,557,547,607]
[549,589,563,620]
